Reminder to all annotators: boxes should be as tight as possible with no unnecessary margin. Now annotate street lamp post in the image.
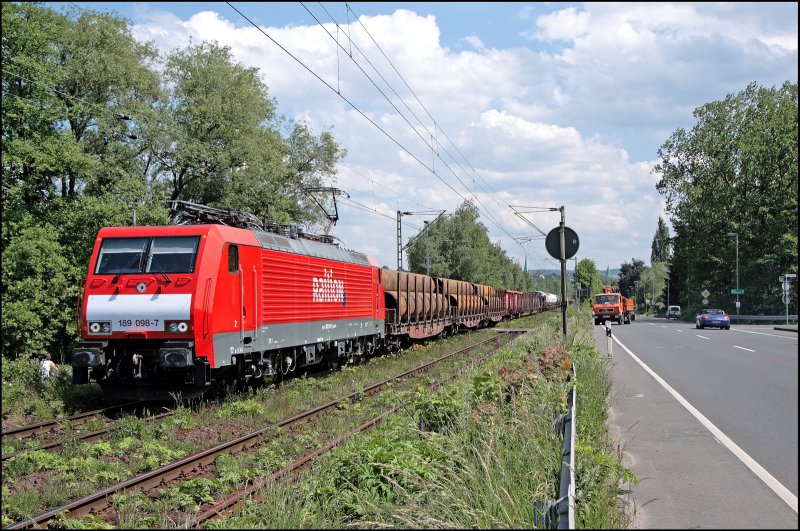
[726,232,739,315]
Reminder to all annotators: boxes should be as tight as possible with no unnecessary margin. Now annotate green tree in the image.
[655,81,797,315]
[406,201,531,290]
[1,5,347,361]
[639,262,668,314]
[2,4,162,360]
[1,221,75,359]
[651,217,672,263]
[617,258,646,302]
[149,41,345,227]
[575,258,603,297]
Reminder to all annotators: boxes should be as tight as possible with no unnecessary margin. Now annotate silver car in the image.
[666,305,681,319]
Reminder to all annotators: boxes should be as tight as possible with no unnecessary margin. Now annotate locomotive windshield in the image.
[95,236,200,275]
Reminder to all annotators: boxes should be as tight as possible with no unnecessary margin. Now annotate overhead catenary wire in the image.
[225,2,470,204]
[344,3,507,210]
[292,2,531,257]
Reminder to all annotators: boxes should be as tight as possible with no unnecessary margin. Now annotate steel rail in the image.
[2,411,175,462]
[7,333,515,529]
[1,401,143,441]
[188,331,519,526]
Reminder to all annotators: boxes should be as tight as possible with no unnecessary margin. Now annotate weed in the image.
[218,398,266,419]
[162,477,219,510]
[3,449,62,479]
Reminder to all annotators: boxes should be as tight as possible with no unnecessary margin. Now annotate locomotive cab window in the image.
[147,237,200,273]
[95,238,148,274]
[96,236,200,275]
[228,244,239,273]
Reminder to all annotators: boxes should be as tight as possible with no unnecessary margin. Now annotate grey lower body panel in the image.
[211,318,384,367]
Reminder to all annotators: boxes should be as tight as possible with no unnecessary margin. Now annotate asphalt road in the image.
[594,316,798,529]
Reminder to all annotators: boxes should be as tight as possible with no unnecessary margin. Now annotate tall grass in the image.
[209,306,631,529]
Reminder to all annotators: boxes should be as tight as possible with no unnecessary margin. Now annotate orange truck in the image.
[592,285,635,325]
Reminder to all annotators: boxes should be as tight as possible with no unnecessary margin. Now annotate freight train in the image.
[71,201,560,400]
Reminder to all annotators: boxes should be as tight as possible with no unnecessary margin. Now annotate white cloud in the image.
[127,3,796,271]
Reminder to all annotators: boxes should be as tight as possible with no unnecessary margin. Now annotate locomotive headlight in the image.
[88,321,111,335]
[167,321,190,333]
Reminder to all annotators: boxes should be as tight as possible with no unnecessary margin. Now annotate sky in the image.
[46,2,799,273]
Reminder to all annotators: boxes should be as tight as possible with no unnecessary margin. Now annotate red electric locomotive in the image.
[72,202,384,400]
[72,201,557,400]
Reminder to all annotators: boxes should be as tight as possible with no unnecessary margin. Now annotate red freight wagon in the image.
[505,290,523,317]
[72,222,384,400]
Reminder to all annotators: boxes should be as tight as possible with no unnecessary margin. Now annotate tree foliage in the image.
[406,201,533,291]
[1,4,345,360]
[651,217,672,264]
[654,81,798,316]
[575,258,603,297]
[617,258,646,301]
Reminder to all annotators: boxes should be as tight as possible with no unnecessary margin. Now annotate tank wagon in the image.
[71,202,555,400]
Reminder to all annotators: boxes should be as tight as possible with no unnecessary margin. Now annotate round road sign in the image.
[545,226,580,260]
[702,298,709,306]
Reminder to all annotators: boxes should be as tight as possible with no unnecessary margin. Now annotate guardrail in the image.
[535,363,576,529]
[729,315,798,323]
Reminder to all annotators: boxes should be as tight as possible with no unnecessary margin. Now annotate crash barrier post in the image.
[534,363,577,529]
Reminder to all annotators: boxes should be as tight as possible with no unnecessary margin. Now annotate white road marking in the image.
[661,325,667,328]
[612,335,798,513]
[697,335,709,340]
[730,328,798,340]
[733,345,756,352]
[676,329,684,333]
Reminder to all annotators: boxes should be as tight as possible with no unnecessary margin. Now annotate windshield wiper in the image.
[152,262,172,284]
[111,255,142,284]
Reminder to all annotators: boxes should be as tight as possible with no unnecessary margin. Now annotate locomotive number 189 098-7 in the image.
[117,319,160,328]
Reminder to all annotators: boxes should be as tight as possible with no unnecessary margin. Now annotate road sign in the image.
[545,226,579,260]
[730,289,745,294]
[702,298,709,306]
[701,289,710,298]
[782,293,790,304]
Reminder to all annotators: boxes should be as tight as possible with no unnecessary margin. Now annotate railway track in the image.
[6,331,521,529]
[2,401,173,461]
[1,401,144,442]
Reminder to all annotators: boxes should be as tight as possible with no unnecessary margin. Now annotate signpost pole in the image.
[559,206,567,338]
[782,274,796,325]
